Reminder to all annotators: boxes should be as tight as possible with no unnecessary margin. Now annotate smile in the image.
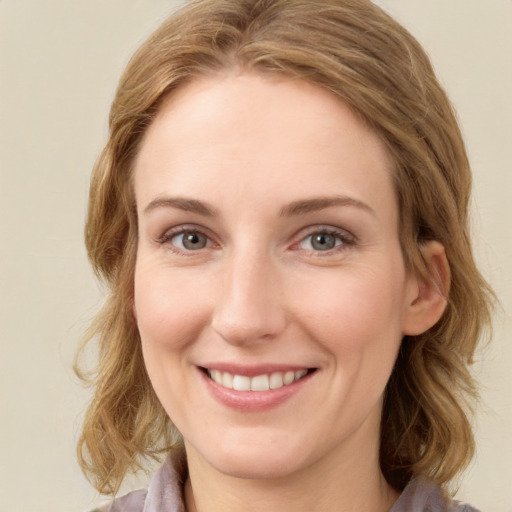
[206,368,310,391]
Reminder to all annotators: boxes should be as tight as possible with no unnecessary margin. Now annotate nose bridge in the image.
[212,243,286,345]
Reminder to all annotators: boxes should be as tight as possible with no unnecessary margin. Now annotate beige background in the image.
[0,1,510,511]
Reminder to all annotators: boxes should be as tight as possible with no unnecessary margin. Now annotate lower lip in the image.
[200,369,314,412]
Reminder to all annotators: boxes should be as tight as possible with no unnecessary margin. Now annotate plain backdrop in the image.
[1,1,511,511]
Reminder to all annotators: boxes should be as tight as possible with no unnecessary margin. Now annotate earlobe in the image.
[402,241,450,336]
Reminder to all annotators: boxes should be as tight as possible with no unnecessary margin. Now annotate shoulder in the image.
[451,503,481,512]
[391,477,481,512]
[85,489,147,512]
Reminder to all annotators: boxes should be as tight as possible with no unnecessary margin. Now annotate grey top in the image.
[90,449,479,512]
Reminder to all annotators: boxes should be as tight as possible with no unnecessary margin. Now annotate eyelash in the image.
[156,225,356,255]
[293,226,356,255]
[157,225,217,254]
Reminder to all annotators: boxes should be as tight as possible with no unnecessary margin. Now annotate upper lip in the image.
[199,363,314,377]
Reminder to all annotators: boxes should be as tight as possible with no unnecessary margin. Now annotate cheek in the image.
[133,264,208,417]
[134,263,210,350]
[293,264,407,360]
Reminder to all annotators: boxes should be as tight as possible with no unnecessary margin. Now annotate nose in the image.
[211,250,287,346]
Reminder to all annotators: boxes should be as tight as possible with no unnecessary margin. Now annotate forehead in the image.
[140,72,388,156]
[133,72,396,217]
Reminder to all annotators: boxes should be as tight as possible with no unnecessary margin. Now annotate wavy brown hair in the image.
[76,0,494,496]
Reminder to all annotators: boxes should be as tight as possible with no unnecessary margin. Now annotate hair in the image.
[76,0,495,496]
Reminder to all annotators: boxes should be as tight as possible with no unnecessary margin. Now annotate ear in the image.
[402,241,450,336]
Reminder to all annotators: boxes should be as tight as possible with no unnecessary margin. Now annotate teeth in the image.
[211,370,222,385]
[251,374,269,391]
[269,372,284,389]
[222,372,234,389]
[295,369,307,380]
[283,371,295,385]
[232,375,251,391]
[207,369,309,391]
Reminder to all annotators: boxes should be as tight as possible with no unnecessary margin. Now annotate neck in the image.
[184,425,399,512]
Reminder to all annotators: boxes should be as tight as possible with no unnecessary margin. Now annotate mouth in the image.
[203,368,315,391]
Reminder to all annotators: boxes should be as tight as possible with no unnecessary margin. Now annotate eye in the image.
[169,230,211,251]
[297,229,351,252]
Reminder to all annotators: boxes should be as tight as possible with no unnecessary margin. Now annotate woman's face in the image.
[133,73,423,480]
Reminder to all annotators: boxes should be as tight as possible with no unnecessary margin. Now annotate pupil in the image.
[312,233,335,250]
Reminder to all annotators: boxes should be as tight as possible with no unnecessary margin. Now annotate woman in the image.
[77,1,494,511]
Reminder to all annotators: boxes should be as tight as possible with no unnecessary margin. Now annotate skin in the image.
[132,72,448,512]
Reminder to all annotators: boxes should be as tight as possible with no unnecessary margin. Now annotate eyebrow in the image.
[279,195,375,217]
[142,194,375,218]
[143,197,217,216]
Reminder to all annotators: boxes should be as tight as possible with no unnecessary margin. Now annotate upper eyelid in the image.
[287,226,357,256]
[156,224,218,248]
[158,224,211,239]
[294,224,356,242]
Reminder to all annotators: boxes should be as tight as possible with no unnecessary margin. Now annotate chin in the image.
[187,431,310,481]
[214,452,303,481]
